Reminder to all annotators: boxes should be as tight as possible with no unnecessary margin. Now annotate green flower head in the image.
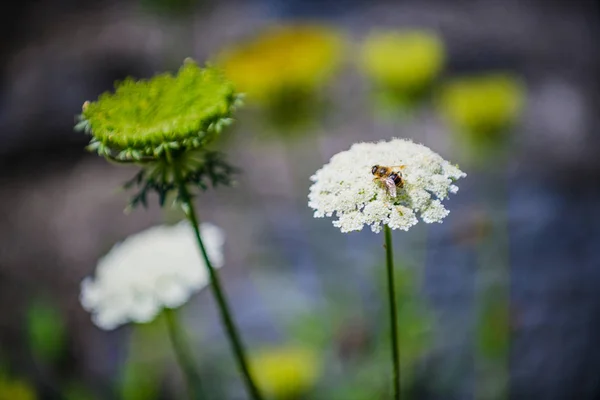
[360,29,445,95]
[437,73,524,136]
[437,72,525,164]
[75,59,243,210]
[77,59,242,161]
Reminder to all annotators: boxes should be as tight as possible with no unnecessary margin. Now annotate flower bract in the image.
[80,222,225,330]
[308,138,466,233]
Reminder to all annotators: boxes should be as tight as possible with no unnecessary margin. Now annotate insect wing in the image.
[384,177,397,197]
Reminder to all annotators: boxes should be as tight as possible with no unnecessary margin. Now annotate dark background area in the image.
[0,0,599,399]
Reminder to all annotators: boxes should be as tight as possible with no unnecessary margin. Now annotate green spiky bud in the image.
[75,59,243,210]
[78,59,242,161]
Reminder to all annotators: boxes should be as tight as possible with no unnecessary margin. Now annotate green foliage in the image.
[286,311,336,352]
[62,383,99,400]
[26,299,66,364]
[477,285,509,361]
[120,363,162,400]
[373,261,433,393]
[287,261,432,399]
[0,369,37,400]
[317,360,388,400]
[77,60,242,160]
[120,319,171,400]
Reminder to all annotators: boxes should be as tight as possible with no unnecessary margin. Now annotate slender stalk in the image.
[164,308,204,400]
[384,224,400,399]
[173,167,264,400]
[475,167,510,400]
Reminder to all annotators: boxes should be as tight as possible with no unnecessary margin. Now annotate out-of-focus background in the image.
[1,0,600,399]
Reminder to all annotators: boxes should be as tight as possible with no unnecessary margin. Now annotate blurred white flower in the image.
[80,221,225,330]
[308,138,466,233]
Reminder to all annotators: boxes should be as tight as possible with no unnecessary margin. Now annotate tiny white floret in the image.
[308,138,466,233]
[80,221,225,330]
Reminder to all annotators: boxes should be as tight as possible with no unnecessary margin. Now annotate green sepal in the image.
[122,150,240,211]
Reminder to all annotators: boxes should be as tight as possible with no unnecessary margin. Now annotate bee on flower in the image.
[308,138,466,233]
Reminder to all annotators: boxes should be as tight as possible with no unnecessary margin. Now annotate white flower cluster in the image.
[80,221,225,330]
[308,138,466,233]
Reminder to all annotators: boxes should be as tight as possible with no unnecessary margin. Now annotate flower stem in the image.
[164,308,204,400]
[384,224,400,399]
[174,168,264,400]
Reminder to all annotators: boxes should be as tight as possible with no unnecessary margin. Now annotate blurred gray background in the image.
[1,0,599,399]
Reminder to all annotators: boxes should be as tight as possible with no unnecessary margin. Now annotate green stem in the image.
[173,168,264,400]
[475,168,510,400]
[164,308,204,400]
[384,224,400,400]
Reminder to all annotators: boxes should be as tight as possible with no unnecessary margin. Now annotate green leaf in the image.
[477,287,509,361]
[120,319,170,400]
[120,362,162,400]
[26,299,66,364]
[63,383,99,400]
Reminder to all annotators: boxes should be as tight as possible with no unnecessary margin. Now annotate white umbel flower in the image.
[80,221,225,330]
[308,138,466,233]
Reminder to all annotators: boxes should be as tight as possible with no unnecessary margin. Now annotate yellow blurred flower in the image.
[216,24,344,104]
[360,30,445,95]
[0,376,36,400]
[250,345,321,399]
[437,73,525,135]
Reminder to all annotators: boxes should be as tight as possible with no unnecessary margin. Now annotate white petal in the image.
[79,221,226,330]
[129,294,160,323]
[155,277,191,308]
